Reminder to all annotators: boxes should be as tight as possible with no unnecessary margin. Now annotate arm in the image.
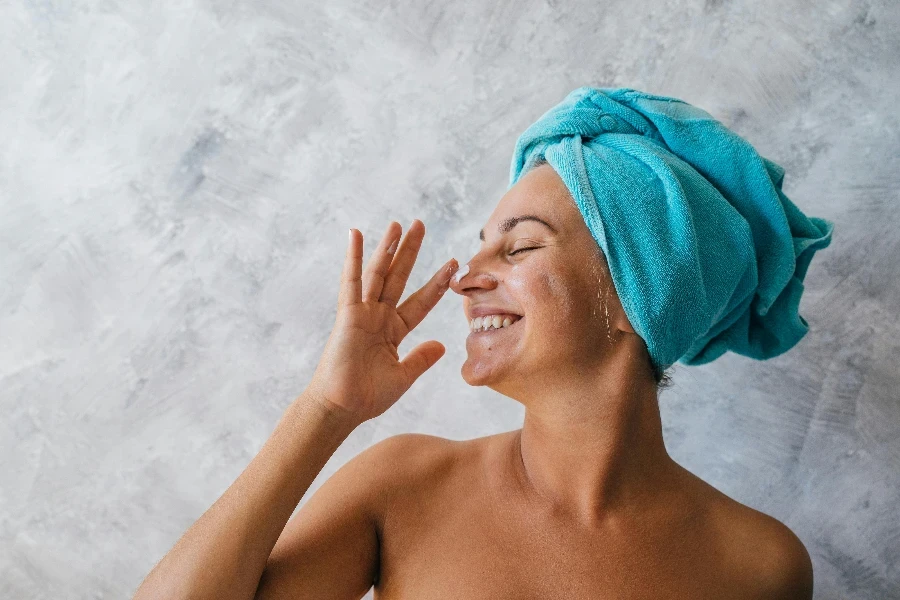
[132,219,459,600]
[254,433,428,600]
[133,393,357,600]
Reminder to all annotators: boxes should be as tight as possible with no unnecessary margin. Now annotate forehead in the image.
[489,163,577,228]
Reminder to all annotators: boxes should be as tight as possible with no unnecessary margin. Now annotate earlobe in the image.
[615,307,637,335]
[599,279,635,336]
[618,322,636,336]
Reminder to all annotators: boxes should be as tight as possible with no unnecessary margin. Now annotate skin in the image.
[133,163,814,600]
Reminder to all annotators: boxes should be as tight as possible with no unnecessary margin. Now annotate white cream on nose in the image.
[454,263,470,283]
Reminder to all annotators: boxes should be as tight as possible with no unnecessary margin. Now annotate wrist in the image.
[296,387,363,431]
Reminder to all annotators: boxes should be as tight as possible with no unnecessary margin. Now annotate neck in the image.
[508,345,677,526]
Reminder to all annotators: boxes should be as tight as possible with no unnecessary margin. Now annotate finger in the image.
[362,221,402,303]
[380,219,426,307]
[339,228,363,307]
[395,258,458,339]
[400,340,446,388]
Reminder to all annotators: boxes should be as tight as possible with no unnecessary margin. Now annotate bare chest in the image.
[373,483,754,600]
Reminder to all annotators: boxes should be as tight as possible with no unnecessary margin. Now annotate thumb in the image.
[400,340,446,386]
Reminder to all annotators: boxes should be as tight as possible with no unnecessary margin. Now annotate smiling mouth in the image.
[469,317,525,335]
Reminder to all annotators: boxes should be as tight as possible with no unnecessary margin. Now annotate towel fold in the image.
[509,87,835,371]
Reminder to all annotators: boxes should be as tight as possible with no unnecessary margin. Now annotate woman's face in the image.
[449,162,635,397]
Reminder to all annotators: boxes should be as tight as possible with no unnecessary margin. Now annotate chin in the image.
[462,316,528,386]
[460,357,511,387]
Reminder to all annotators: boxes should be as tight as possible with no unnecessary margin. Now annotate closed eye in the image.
[509,246,540,256]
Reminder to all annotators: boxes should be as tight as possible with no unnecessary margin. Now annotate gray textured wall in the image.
[1,0,898,598]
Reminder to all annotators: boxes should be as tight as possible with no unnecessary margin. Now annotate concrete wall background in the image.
[1,0,898,598]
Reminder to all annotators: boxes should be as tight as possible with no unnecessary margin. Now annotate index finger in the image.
[395,258,459,338]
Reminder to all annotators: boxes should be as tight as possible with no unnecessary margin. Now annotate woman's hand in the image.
[304,219,459,426]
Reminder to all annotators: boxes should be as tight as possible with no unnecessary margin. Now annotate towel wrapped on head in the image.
[509,86,834,372]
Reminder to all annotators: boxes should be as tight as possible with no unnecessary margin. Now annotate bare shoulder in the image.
[367,432,462,464]
[366,430,500,474]
[728,503,814,599]
[361,433,464,495]
[689,473,814,600]
[360,431,506,510]
[366,432,460,468]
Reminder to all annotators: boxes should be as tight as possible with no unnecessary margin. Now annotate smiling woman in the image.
[475,154,676,390]
[133,87,831,600]
[451,162,665,402]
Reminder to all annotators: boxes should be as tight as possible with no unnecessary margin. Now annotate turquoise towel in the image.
[509,87,835,371]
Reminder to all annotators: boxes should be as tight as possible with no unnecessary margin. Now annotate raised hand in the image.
[304,219,459,426]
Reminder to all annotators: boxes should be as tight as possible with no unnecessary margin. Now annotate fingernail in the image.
[441,259,458,283]
[387,239,398,254]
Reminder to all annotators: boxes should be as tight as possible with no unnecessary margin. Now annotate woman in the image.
[134,88,833,599]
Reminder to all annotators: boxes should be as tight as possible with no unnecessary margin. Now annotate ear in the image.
[607,286,637,337]
[593,252,637,337]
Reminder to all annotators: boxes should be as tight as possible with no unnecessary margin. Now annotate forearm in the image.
[133,392,359,600]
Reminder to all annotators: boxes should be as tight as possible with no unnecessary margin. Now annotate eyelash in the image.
[509,246,540,256]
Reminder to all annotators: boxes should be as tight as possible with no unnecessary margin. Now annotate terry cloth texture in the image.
[509,87,835,372]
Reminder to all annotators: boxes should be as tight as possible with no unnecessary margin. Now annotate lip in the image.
[467,316,525,336]
[465,305,524,320]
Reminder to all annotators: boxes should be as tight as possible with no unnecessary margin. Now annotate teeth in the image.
[469,314,520,333]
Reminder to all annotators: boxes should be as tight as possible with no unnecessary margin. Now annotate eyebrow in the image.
[479,215,557,241]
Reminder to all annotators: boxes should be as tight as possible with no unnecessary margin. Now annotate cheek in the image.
[506,264,584,330]
[520,265,612,356]
[541,271,580,321]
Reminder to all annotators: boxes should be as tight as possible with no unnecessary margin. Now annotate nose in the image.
[448,254,498,297]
